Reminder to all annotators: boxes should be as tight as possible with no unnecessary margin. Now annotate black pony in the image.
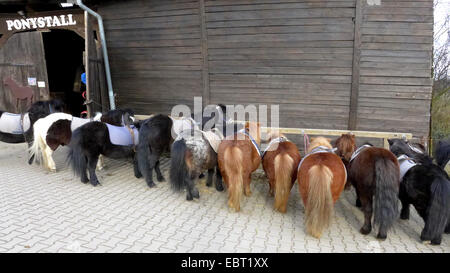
[435,140,450,169]
[67,111,139,186]
[388,138,450,245]
[0,99,64,145]
[136,114,173,188]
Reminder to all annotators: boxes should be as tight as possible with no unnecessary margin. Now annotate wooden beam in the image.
[199,0,210,108]
[348,0,363,130]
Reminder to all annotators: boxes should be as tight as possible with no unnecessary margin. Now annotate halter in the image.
[238,128,261,157]
[261,136,289,159]
[349,144,372,162]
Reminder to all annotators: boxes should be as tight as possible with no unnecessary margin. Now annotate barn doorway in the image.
[42,29,85,116]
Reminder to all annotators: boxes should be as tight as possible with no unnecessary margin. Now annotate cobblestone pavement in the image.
[0,142,449,253]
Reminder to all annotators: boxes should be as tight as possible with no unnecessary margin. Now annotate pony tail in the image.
[28,120,44,165]
[306,165,333,238]
[422,176,450,242]
[66,130,86,178]
[137,123,151,180]
[169,138,188,192]
[224,147,243,212]
[274,153,294,213]
[373,158,399,231]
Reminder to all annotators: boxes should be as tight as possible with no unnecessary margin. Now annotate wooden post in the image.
[84,11,92,117]
[348,0,363,130]
[199,0,210,109]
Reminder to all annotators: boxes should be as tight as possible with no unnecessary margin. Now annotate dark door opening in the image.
[42,29,85,116]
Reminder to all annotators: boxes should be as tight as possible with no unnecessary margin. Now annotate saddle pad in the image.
[202,128,224,153]
[71,117,93,131]
[0,112,30,134]
[350,144,372,162]
[297,146,336,171]
[237,129,261,157]
[397,155,418,181]
[297,146,346,182]
[106,123,139,146]
[171,117,200,137]
[261,136,289,158]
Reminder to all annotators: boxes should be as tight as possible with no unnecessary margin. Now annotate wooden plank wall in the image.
[205,0,356,129]
[356,0,433,137]
[100,0,203,114]
[0,31,49,112]
[98,0,433,139]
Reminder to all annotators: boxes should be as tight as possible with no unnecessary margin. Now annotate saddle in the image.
[350,144,373,162]
[201,128,224,153]
[397,155,419,181]
[261,136,289,159]
[0,112,30,134]
[106,123,139,146]
[297,145,346,181]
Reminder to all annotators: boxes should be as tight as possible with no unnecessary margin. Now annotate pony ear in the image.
[387,139,393,146]
[310,137,316,142]
[245,121,250,129]
[326,138,332,142]
[351,134,355,140]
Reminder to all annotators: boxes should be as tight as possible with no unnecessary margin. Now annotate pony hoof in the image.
[81,179,89,184]
[400,214,409,220]
[199,173,205,179]
[157,176,165,182]
[360,227,371,235]
[91,182,101,187]
[147,182,156,188]
[376,234,387,240]
[186,195,193,201]
[431,239,442,245]
[215,185,224,192]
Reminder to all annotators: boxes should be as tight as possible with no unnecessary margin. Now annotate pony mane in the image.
[335,134,356,162]
[308,136,332,153]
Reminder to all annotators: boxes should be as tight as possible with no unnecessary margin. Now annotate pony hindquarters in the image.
[273,154,294,213]
[420,173,450,245]
[373,157,400,239]
[169,138,199,200]
[305,164,334,238]
[136,115,172,188]
[220,145,244,212]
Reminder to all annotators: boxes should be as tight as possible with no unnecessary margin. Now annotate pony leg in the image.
[359,195,373,235]
[144,154,158,187]
[133,154,142,178]
[43,146,56,172]
[206,168,214,187]
[87,155,100,186]
[400,199,410,220]
[80,155,89,183]
[244,173,252,197]
[185,173,199,200]
[96,155,105,170]
[215,167,224,192]
[445,222,450,234]
[155,160,165,182]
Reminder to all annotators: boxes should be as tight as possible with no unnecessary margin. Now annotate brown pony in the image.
[217,121,261,212]
[335,133,400,239]
[297,137,347,238]
[262,130,301,213]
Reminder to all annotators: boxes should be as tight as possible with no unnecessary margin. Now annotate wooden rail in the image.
[134,114,412,149]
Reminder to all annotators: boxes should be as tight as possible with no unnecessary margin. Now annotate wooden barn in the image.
[0,0,434,141]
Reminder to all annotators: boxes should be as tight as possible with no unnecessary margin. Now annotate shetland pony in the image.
[170,128,224,200]
[336,134,400,239]
[296,137,346,238]
[0,99,64,145]
[262,130,301,213]
[388,138,450,245]
[217,121,261,212]
[136,114,173,188]
[387,138,432,165]
[435,140,450,169]
[29,109,132,171]
[67,112,138,186]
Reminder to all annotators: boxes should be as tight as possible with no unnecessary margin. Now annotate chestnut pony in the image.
[335,134,400,239]
[297,137,346,238]
[262,130,301,213]
[218,121,261,212]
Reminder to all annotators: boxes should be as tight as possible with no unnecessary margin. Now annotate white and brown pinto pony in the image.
[262,130,301,213]
[297,137,347,238]
[29,112,102,171]
[218,121,261,212]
